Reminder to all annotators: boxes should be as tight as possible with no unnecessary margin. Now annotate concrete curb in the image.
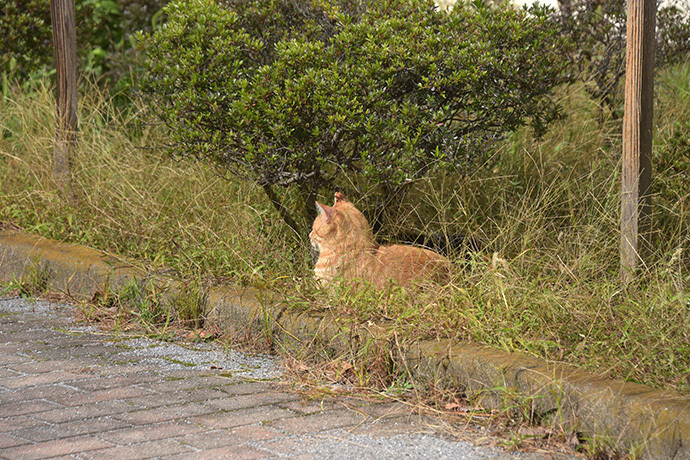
[1,230,689,459]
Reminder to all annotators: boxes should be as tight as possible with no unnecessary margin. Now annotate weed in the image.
[0,55,688,400]
[169,277,207,330]
[84,279,173,337]
[0,278,23,297]
[76,298,98,322]
[11,257,52,299]
[585,434,639,460]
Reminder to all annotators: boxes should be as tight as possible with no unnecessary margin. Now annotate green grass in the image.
[0,81,309,284]
[0,64,688,394]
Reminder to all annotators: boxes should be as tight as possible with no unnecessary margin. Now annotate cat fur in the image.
[309,192,451,290]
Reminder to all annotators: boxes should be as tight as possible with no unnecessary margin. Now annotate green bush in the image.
[138,0,569,233]
[0,0,53,82]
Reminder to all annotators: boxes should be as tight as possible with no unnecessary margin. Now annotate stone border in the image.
[1,230,689,459]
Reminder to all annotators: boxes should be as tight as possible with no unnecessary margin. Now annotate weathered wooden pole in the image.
[621,0,656,283]
[50,0,78,202]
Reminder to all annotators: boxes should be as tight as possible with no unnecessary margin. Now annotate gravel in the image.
[0,297,281,380]
[117,337,281,379]
[253,431,508,459]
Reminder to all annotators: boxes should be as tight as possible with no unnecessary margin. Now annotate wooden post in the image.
[50,0,78,202]
[621,0,656,283]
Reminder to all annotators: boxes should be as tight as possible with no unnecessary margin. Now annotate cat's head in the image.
[309,192,372,252]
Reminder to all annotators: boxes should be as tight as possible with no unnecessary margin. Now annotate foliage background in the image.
[1,0,168,92]
[0,0,689,397]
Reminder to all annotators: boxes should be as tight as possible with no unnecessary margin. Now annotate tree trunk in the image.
[298,182,318,227]
[50,0,78,203]
[262,184,304,240]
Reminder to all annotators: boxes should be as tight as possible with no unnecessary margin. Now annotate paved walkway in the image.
[0,298,575,460]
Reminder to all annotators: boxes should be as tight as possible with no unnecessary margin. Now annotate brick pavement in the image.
[0,299,574,460]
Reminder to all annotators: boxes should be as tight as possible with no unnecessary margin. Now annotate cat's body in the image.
[309,192,451,290]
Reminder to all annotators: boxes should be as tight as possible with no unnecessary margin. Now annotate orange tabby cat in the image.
[309,192,451,290]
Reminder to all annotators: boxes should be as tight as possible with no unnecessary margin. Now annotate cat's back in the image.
[374,243,452,288]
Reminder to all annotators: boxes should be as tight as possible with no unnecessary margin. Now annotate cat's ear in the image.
[334,192,349,204]
[316,201,336,223]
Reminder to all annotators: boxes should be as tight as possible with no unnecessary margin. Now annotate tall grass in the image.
[0,81,310,284]
[329,66,689,392]
[339,66,688,392]
[1,63,688,393]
